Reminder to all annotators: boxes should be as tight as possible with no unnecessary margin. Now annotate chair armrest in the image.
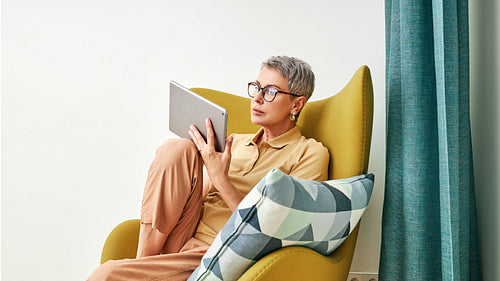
[100,219,140,264]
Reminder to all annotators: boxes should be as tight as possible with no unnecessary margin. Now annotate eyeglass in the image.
[247,82,301,102]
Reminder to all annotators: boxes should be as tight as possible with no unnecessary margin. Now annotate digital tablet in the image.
[169,81,228,152]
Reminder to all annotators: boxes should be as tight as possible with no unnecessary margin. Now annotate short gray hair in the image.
[261,56,315,100]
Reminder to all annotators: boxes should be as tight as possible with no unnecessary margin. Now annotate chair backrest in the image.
[192,65,374,179]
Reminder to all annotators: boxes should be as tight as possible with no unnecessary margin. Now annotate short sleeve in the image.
[288,141,329,181]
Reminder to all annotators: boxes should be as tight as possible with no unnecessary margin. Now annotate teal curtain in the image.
[380,0,481,280]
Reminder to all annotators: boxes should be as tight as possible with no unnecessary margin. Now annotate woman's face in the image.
[250,66,299,133]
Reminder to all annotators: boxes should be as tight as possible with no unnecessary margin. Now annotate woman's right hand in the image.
[188,119,232,184]
[188,118,242,211]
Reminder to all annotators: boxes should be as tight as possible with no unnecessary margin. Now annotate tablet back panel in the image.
[169,81,228,152]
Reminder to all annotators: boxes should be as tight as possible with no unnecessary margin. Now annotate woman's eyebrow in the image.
[255,80,283,90]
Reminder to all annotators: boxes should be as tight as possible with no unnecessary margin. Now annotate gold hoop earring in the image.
[290,112,296,122]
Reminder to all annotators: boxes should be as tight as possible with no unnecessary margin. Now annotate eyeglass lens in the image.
[248,83,277,102]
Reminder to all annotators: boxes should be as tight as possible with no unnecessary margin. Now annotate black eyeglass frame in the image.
[247,82,301,102]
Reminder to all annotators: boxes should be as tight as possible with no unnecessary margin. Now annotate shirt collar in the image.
[247,126,302,149]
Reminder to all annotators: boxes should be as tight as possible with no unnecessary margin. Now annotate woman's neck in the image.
[256,123,296,146]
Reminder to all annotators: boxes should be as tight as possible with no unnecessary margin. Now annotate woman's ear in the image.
[293,96,307,113]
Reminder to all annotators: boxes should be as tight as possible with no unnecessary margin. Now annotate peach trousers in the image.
[87,139,210,281]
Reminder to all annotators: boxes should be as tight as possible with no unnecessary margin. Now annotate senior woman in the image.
[87,56,329,281]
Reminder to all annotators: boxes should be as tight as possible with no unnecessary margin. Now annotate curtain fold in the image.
[380,0,481,280]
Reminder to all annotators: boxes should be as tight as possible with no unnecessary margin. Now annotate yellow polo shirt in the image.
[193,126,330,245]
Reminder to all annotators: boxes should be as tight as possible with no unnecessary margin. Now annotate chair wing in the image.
[299,65,374,179]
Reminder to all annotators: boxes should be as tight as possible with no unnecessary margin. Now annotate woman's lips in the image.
[252,108,264,115]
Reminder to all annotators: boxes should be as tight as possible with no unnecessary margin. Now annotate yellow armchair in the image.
[100,65,374,280]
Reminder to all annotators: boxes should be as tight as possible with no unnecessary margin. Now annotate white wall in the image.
[1,1,386,280]
[470,1,500,280]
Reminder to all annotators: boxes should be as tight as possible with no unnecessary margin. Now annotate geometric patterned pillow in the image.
[188,168,374,281]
